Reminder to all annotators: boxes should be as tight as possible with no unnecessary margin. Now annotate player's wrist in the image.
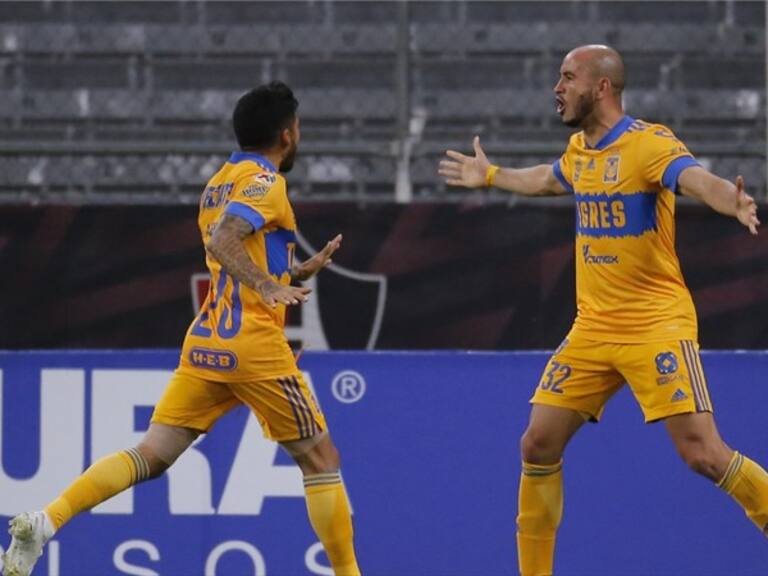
[256,277,277,295]
[485,165,500,188]
[290,264,308,282]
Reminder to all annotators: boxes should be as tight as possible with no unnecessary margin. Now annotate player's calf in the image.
[675,440,732,481]
[282,434,360,575]
[665,412,732,481]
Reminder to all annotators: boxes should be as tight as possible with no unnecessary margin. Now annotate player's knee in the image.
[305,439,340,475]
[520,427,563,465]
[137,423,199,477]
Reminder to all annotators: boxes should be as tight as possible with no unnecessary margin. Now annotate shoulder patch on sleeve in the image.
[646,123,679,140]
[241,172,278,198]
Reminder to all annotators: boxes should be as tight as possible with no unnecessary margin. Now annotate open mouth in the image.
[555,97,565,115]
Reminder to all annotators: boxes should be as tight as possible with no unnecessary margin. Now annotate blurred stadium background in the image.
[1,2,768,575]
[0,0,764,203]
[0,0,766,351]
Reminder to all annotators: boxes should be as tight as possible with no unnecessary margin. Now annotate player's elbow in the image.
[205,236,220,259]
[206,229,229,262]
[679,183,707,203]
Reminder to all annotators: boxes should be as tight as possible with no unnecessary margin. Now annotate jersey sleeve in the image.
[224,172,286,232]
[641,126,700,194]
[552,145,575,194]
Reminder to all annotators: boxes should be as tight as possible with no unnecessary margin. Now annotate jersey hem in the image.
[568,325,698,344]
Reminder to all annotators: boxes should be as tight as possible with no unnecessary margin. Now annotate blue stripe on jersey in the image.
[225,201,266,232]
[552,160,574,193]
[662,156,700,194]
[575,191,657,238]
[589,115,635,150]
[228,151,277,172]
[265,227,297,277]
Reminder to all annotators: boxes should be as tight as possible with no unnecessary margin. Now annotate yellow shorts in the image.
[151,371,327,442]
[531,334,713,422]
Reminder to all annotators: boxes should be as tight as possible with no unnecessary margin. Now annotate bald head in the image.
[554,44,625,128]
[566,45,625,96]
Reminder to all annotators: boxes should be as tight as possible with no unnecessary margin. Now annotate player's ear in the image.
[279,126,292,148]
[597,77,612,98]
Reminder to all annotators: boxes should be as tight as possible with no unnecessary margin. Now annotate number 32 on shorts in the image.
[539,360,572,394]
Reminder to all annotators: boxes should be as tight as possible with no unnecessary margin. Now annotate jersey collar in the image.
[587,115,635,151]
[228,151,278,173]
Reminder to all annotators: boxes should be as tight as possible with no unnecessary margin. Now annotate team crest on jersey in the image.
[573,158,583,182]
[603,156,620,183]
[242,173,276,198]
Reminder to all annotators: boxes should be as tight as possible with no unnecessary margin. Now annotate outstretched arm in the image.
[678,167,760,235]
[291,234,342,282]
[207,214,312,307]
[438,136,568,196]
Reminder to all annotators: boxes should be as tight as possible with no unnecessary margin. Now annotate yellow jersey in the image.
[176,152,298,381]
[553,116,701,343]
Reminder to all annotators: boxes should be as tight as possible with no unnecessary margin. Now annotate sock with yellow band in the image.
[718,451,768,536]
[44,448,151,531]
[304,472,361,576]
[516,460,563,576]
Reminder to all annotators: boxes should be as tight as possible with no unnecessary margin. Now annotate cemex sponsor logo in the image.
[582,244,619,265]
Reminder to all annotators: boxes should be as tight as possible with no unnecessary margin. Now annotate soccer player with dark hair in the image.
[439,45,766,576]
[3,81,361,576]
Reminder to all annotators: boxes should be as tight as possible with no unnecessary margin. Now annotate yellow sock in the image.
[304,472,360,576]
[718,452,768,535]
[44,448,150,530]
[516,460,563,576]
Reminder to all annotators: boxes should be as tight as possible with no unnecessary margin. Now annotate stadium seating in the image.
[0,0,763,201]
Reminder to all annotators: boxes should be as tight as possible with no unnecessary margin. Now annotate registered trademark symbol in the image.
[331,370,366,404]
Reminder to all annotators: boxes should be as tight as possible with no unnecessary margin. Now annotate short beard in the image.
[563,91,595,128]
[279,143,297,173]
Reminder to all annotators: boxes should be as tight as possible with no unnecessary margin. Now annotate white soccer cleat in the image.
[2,512,54,576]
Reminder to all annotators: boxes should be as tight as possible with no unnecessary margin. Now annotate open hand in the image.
[735,176,760,235]
[259,281,312,307]
[293,234,342,281]
[438,136,491,188]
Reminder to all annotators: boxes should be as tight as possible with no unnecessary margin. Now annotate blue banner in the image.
[0,350,766,575]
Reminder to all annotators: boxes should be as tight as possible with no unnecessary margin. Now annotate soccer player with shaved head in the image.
[440,44,765,575]
[3,82,361,576]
